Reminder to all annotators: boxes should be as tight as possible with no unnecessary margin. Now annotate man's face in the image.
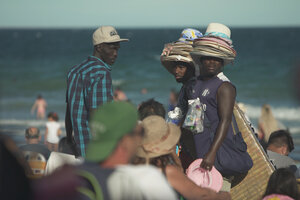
[173,64,187,83]
[97,42,120,65]
[200,56,224,78]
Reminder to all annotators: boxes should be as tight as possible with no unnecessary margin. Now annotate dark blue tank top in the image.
[185,72,236,159]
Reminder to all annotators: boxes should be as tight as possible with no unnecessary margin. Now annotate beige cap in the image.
[92,26,129,46]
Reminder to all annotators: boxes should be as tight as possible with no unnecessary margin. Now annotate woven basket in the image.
[230,104,275,200]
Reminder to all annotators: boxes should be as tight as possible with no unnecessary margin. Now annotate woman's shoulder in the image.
[165,165,184,178]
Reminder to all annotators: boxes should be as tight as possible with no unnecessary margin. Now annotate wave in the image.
[112,79,125,87]
[0,119,65,127]
[242,103,300,122]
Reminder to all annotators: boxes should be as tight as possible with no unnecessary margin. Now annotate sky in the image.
[1,0,300,28]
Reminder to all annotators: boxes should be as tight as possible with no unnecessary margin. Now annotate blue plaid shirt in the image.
[66,56,113,157]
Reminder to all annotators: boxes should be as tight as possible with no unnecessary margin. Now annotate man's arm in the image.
[65,103,80,156]
[65,103,73,143]
[200,82,236,170]
[86,72,113,119]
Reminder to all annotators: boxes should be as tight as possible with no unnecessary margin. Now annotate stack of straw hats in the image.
[191,23,237,66]
[161,28,203,74]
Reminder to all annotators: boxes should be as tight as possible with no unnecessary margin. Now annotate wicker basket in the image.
[230,104,275,200]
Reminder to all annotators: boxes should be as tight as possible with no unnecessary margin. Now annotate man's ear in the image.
[95,44,103,53]
[281,145,289,156]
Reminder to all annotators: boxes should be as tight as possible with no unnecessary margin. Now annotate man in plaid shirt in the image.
[65,26,128,157]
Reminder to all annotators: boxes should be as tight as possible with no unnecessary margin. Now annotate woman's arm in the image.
[31,101,37,114]
[166,165,231,200]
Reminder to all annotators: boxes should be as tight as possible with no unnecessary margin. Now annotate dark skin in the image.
[65,42,120,154]
[198,56,236,171]
[171,62,195,84]
[94,42,120,66]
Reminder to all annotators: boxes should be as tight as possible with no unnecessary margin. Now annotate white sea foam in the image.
[112,79,125,86]
[0,119,65,127]
[243,104,300,122]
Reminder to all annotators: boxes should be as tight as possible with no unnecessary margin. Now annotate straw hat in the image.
[190,23,236,66]
[136,116,181,158]
[186,159,223,192]
[161,28,203,74]
[204,23,232,44]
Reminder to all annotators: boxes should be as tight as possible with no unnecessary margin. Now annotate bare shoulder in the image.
[165,165,183,177]
[218,82,236,99]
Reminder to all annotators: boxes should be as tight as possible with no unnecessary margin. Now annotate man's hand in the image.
[200,150,216,171]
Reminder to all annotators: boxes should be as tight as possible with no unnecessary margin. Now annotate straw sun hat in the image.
[161,28,202,74]
[136,116,181,159]
[190,23,237,66]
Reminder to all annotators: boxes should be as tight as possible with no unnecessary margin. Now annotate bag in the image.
[183,98,205,133]
[211,116,253,176]
[76,170,104,200]
[23,151,47,178]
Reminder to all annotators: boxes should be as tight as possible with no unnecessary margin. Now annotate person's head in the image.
[47,112,59,121]
[171,61,195,83]
[261,104,272,113]
[134,116,181,173]
[25,127,41,144]
[190,23,236,77]
[199,56,224,78]
[37,94,43,99]
[92,26,128,65]
[263,168,299,200]
[86,102,143,167]
[267,130,294,156]
[138,98,166,120]
[161,28,201,78]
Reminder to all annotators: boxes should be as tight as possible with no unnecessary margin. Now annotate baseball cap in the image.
[86,102,138,162]
[92,26,129,46]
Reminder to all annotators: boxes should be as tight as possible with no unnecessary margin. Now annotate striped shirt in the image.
[66,56,113,157]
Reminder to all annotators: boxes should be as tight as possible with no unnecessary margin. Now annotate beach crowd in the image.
[1,23,300,200]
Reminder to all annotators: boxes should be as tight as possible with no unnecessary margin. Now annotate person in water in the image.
[31,94,47,119]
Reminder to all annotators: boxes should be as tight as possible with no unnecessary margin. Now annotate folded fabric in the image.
[186,159,223,192]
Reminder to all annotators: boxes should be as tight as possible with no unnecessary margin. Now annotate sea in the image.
[1,27,300,159]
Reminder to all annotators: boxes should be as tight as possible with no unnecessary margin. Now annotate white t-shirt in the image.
[46,121,60,143]
[108,165,177,200]
[45,152,83,175]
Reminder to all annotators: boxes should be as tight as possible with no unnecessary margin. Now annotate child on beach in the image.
[44,112,61,151]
